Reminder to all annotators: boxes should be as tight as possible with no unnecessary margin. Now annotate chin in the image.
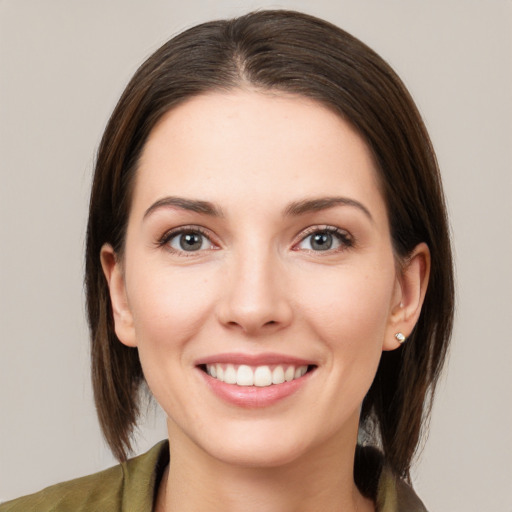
[185,413,356,471]
[208,438,312,469]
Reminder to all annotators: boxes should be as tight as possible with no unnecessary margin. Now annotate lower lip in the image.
[198,368,313,408]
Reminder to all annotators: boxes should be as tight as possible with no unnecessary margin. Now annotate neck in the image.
[158,418,374,512]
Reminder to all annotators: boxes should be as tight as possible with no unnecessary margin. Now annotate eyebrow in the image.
[283,196,373,221]
[143,195,372,222]
[143,196,224,219]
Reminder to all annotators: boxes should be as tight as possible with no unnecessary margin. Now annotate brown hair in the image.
[85,9,454,481]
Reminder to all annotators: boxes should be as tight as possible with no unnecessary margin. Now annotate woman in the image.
[1,9,453,512]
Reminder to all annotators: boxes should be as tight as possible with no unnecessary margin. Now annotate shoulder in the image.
[0,464,124,512]
[0,441,169,512]
[355,445,428,512]
[376,466,428,512]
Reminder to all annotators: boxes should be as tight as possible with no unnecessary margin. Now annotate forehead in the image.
[132,89,386,221]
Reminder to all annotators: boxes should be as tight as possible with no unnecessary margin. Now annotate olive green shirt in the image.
[0,441,427,511]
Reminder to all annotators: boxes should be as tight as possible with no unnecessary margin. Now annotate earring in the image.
[395,332,406,344]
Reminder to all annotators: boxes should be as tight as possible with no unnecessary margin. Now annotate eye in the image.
[161,228,215,253]
[295,227,352,252]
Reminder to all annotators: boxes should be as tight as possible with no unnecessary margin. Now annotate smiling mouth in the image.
[199,364,316,387]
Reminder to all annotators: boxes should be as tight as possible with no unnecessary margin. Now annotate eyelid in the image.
[155,224,353,254]
[292,225,354,252]
[157,225,219,253]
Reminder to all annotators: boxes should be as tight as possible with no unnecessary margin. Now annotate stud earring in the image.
[395,332,406,344]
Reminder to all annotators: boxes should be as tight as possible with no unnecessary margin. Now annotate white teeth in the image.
[205,363,309,387]
[224,364,237,384]
[237,365,254,386]
[284,366,295,382]
[294,366,307,379]
[272,366,285,384]
[254,366,272,387]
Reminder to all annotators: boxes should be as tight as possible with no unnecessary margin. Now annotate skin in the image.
[101,89,429,512]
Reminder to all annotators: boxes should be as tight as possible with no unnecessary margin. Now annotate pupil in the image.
[311,232,332,251]
[180,232,202,251]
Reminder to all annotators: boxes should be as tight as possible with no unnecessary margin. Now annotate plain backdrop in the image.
[1,1,511,510]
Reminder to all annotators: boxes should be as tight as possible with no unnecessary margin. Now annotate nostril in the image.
[225,319,278,331]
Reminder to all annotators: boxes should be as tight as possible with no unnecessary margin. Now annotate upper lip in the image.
[195,352,316,367]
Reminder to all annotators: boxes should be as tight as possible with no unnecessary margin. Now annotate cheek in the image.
[297,262,396,369]
[124,265,219,412]
[302,265,393,329]
[126,263,218,350]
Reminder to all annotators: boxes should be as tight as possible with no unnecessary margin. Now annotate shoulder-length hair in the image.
[85,9,454,481]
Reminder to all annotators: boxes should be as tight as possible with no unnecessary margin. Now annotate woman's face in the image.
[104,90,408,468]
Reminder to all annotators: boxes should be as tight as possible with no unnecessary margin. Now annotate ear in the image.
[383,242,431,351]
[100,244,137,347]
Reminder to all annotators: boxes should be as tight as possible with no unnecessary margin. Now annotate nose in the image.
[216,248,293,336]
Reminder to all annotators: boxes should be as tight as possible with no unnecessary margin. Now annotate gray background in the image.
[1,1,511,510]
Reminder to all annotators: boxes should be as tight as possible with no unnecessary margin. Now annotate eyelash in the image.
[156,225,354,256]
[294,225,354,253]
[157,225,217,256]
